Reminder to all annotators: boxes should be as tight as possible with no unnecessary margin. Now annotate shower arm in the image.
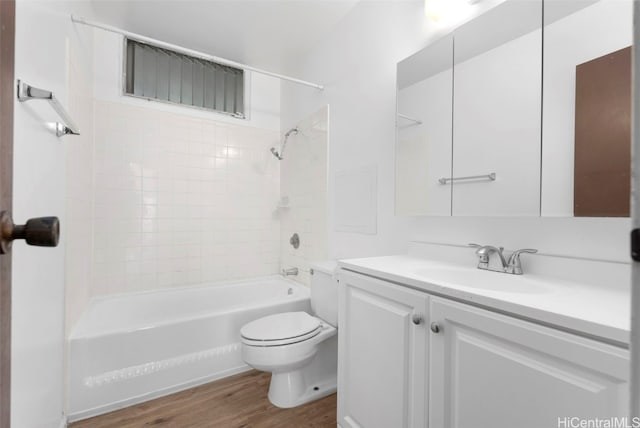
[271,128,299,160]
[279,128,299,158]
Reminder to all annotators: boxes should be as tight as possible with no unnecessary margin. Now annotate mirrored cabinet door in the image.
[395,0,631,218]
[396,35,454,216]
[451,0,542,216]
[541,0,632,217]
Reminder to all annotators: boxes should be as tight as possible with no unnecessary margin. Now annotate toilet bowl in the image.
[241,311,337,408]
[240,262,338,408]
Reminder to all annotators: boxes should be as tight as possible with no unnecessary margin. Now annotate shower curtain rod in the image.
[70,15,325,91]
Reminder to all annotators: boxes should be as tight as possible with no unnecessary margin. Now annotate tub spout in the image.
[282,267,299,276]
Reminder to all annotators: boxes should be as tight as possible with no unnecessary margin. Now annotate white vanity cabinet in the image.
[338,270,630,428]
[338,270,429,428]
[429,297,629,428]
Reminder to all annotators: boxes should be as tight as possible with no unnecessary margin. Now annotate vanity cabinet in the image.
[337,271,630,428]
[338,271,429,428]
[429,297,629,428]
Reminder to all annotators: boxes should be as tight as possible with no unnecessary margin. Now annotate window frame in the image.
[121,37,249,120]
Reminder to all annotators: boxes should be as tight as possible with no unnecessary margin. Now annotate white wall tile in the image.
[88,100,281,296]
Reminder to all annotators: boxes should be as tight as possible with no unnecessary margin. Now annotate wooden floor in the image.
[69,370,337,428]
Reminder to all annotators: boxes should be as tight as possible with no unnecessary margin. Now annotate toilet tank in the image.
[310,261,338,327]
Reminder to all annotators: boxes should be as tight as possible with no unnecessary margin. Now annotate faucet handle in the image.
[507,248,538,274]
[509,248,538,259]
[469,243,504,253]
[469,243,490,264]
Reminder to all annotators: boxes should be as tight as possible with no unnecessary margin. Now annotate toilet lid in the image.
[241,312,322,342]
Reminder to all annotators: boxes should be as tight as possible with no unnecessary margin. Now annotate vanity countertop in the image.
[338,255,630,346]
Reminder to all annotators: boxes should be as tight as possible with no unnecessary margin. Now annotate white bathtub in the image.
[68,276,311,422]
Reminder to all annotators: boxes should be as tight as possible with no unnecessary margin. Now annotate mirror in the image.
[395,0,632,218]
[396,35,453,216]
[452,0,542,216]
[541,0,632,217]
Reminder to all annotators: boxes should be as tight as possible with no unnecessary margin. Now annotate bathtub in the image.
[68,276,311,422]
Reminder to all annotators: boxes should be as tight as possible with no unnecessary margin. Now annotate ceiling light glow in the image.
[425,0,477,25]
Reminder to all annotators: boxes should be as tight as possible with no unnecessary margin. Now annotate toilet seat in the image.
[242,328,322,347]
[241,312,322,347]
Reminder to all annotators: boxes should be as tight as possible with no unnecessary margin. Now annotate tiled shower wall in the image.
[91,101,281,296]
[280,107,329,285]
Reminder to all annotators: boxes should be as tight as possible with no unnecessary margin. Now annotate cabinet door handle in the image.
[430,322,441,333]
[412,315,423,325]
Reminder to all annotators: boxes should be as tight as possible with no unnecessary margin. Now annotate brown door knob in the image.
[0,211,60,254]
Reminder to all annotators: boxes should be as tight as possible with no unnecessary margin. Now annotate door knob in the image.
[0,211,60,254]
[412,315,423,325]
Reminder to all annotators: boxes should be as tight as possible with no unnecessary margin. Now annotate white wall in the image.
[280,0,630,266]
[13,1,94,426]
[282,1,431,260]
[65,10,95,340]
[280,106,329,285]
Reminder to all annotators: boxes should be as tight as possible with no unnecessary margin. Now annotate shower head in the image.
[270,147,283,160]
[270,127,299,160]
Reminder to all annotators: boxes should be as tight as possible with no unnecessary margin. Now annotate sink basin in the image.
[414,266,551,294]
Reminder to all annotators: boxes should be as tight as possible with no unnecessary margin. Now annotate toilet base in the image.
[267,334,338,408]
[268,370,336,408]
[242,326,338,409]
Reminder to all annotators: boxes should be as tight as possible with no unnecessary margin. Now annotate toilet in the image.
[240,261,338,408]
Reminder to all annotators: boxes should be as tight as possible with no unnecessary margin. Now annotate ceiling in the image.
[90,0,360,72]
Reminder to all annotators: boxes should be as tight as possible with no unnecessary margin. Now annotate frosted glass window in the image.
[125,39,245,117]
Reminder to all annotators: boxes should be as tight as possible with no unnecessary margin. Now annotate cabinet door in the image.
[429,297,629,428]
[451,0,542,216]
[338,271,429,428]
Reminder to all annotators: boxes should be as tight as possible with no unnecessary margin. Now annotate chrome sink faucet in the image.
[469,244,537,275]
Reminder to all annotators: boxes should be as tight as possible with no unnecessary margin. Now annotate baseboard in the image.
[67,365,251,423]
[58,415,68,428]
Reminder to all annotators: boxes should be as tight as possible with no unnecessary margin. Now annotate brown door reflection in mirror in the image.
[574,46,631,217]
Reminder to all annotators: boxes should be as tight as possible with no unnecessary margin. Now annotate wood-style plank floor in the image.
[69,370,337,428]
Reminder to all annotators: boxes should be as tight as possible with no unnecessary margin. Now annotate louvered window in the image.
[124,39,245,117]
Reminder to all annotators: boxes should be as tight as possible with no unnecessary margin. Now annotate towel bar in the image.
[439,173,496,185]
[17,80,80,137]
